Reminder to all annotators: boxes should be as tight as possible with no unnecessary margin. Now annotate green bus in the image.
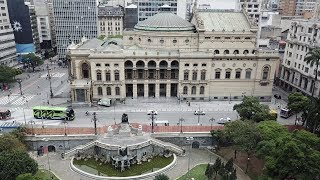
[33,106,75,120]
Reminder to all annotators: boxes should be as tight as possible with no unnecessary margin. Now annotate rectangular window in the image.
[225,71,231,79]
[106,73,111,81]
[184,72,189,80]
[245,71,251,79]
[235,71,241,79]
[192,72,197,80]
[305,67,309,73]
[115,72,119,81]
[215,72,221,79]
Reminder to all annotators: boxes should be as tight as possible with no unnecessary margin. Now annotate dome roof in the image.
[134,13,195,31]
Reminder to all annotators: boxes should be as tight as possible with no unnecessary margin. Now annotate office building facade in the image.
[52,0,98,60]
[0,0,17,66]
[98,5,124,37]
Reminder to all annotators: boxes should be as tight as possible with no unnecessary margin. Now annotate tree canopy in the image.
[233,96,272,122]
[287,92,310,123]
[22,53,43,71]
[304,48,320,96]
[0,65,22,84]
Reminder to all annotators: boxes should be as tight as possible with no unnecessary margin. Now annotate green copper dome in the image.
[134,13,195,32]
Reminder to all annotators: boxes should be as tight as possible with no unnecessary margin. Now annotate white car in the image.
[147,110,158,115]
[194,110,205,115]
[218,117,231,124]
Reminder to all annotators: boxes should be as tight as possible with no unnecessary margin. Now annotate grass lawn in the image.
[34,169,59,180]
[177,164,207,180]
[216,147,264,180]
[74,155,173,177]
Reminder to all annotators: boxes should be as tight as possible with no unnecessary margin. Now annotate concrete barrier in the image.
[70,154,177,180]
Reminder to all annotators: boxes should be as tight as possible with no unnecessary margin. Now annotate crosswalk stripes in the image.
[40,72,65,78]
[0,95,16,105]
[11,95,34,106]
[9,107,23,113]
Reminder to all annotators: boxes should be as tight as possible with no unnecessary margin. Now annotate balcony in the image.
[259,80,270,86]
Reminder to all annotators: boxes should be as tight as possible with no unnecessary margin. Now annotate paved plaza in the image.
[32,148,250,180]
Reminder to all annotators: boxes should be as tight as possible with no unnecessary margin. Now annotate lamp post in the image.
[92,112,98,135]
[186,136,194,179]
[148,110,157,133]
[178,117,185,133]
[113,101,116,125]
[194,104,204,125]
[245,157,250,174]
[29,120,35,135]
[209,117,215,130]
[63,118,68,154]
[46,64,53,98]
[42,138,52,177]
[17,79,22,95]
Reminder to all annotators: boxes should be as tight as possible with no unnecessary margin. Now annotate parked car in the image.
[194,110,205,115]
[217,117,231,124]
[147,110,158,115]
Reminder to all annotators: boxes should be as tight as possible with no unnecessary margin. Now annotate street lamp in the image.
[42,138,52,177]
[91,112,98,135]
[194,104,204,125]
[46,64,54,98]
[147,110,157,133]
[22,96,27,125]
[28,120,35,135]
[16,79,23,95]
[245,157,250,173]
[209,117,215,130]
[178,117,185,133]
[186,136,194,179]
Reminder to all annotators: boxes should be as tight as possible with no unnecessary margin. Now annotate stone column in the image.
[133,84,137,98]
[166,83,171,97]
[155,83,160,98]
[144,84,148,97]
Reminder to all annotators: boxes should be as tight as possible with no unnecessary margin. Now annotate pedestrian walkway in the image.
[0,94,34,105]
[40,72,66,78]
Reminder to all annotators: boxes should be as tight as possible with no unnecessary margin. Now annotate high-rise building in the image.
[98,5,124,37]
[133,0,178,21]
[26,2,41,53]
[279,0,317,17]
[236,0,262,20]
[124,4,138,29]
[52,0,98,61]
[46,0,56,52]
[279,19,320,97]
[0,0,17,66]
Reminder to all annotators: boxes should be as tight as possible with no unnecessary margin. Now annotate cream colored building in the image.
[98,5,124,37]
[68,8,279,104]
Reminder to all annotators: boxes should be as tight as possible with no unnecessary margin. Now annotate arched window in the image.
[184,71,189,80]
[105,72,111,81]
[159,61,168,68]
[233,50,239,54]
[136,60,145,68]
[114,70,120,81]
[200,86,205,94]
[192,71,197,80]
[262,66,270,80]
[214,50,219,54]
[148,61,156,67]
[98,87,103,96]
[81,63,90,78]
[106,87,111,95]
[129,37,133,40]
[191,86,196,94]
[245,68,252,79]
[183,86,188,94]
[243,50,249,54]
[115,87,120,95]
[201,71,206,80]
[224,50,229,54]
[96,71,102,81]
[125,60,133,67]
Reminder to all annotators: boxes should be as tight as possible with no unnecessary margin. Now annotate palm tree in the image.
[304,48,320,97]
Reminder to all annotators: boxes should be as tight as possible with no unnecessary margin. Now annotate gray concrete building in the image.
[0,0,17,66]
[52,0,98,61]
[98,5,124,37]
[124,4,138,29]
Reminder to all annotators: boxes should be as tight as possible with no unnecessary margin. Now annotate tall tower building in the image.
[0,0,17,66]
[52,0,98,60]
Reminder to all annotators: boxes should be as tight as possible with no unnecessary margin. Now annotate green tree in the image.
[205,163,214,180]
[212,158,222,179]
[287,92,310,124]
[0,65,19,86]
[0,151,38,180]
[154,174,169,180]
[233,96,271,122]
[22,53,43,72]
[210,129,232,149]
[225,121,261,159]
[224,158,234,173]
[16,173,40,180]
[0,134,26,153]
[304,48,320,96]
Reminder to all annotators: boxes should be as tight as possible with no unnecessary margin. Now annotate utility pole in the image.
[17,79,22,95]
[92,112,98,135]
[46,64,53,98]
[151,112,154,133]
